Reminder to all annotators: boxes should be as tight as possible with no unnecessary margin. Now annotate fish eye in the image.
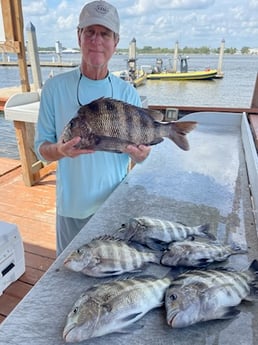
[70,119,76,129]
[102,303,112,313]
[169,294,177,301]
[76,248,82,254]
[73,307,79,314]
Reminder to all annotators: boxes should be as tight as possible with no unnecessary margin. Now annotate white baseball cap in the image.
[78,1,120,34]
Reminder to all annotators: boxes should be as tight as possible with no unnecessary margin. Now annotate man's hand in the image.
[124,144,151,163]
[57,136,94,158]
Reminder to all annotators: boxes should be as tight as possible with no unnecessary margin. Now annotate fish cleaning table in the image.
[0,112,258,345]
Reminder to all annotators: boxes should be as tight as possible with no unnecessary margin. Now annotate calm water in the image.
[1,53,258,159]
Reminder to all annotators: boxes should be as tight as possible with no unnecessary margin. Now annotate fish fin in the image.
[229,242,247,254]
[146,238,169,251]
[246,284,258,300]
[145,108,164,122]
[249,259,258,275]
[121,312,144,322]
[195,258,212,267]
[197,223,216,240]
[168,121,197,151]
[149,138,164,145]
[115,323,144,334]
[214,306,241,320]
[151,251,163,264]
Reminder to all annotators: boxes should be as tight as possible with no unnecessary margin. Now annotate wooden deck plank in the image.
[0,157,56,323]
[249,114,258,151]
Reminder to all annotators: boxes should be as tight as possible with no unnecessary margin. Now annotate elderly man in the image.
[35,1,151,255]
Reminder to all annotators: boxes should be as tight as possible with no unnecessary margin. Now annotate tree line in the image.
[38,46,251,55]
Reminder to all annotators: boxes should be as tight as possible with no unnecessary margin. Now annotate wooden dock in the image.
[0,61,78,68]
[0,157,56,324]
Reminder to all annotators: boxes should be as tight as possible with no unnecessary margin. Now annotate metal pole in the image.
[26,21,42,90]
[172,41,178,73]
[217,39,225,77]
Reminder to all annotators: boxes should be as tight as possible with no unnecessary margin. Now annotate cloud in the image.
[20,0,258,49]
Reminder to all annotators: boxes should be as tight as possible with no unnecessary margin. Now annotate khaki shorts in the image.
[56,214,92,256]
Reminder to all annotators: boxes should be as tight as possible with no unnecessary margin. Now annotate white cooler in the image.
[0,221,25,295]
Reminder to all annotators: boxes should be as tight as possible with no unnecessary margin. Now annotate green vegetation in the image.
[37,45,252,55]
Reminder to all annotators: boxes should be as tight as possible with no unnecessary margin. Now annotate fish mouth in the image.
[167,312,178,328]
[168,315,175,327]
[63,323,76,342]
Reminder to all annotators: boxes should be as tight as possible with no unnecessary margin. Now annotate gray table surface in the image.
[1,112,258,345]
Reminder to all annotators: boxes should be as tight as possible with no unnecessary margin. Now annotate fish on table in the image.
[63,236,161,277]
[63,274,172,343]
[61,97,197,152]
[164,259,258,328]
[118,216,215,250]
[161,240,247,268]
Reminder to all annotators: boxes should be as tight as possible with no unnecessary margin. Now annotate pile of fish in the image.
[62,215,257,343]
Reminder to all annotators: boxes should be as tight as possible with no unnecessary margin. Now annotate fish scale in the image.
[63,275,172,342]
[165,260,258,328]
[63,236,161,277]
[121,216,214,250]
[161,240,247,267]
[175,269,252,298]
[61,97,197,152]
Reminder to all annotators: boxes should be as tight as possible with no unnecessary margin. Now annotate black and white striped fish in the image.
[119,216,215,250]
[165,260,258,328]
[61,97,197,152]
[63,236,161,277]
[161,240,247,268]
[63,274,172,342]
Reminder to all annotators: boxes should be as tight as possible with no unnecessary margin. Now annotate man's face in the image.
[78,25,119,69]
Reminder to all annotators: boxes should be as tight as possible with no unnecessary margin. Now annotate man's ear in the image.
[114,34,120,48]
[77,29,82,47]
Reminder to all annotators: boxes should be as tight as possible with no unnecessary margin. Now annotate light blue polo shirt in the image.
[35,67,141,218]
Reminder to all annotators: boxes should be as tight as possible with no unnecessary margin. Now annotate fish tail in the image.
[152,251,163,264]
[197,223,216,240]
[143,249,163,264]
[168,121,197,151]
[230,242,247,255]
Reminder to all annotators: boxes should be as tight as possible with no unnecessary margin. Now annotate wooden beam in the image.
[13,121,34,186]
[1,0,15,41]
[0,1,40,186]
[251,73,258,109]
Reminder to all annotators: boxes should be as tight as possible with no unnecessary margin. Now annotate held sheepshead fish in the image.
[161,240,247,268]
[63,236,161,277]
[119,216,215,250]
[61,97,197,152]
[165,260,258,328]
[63,274,172,342]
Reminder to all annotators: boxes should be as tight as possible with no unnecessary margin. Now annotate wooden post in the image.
[217,39,225,78]
[26,21,43,91]
[251,73,258,109]
[1,0,39,186]
[172,41,178,73]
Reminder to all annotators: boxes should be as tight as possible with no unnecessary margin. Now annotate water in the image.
[1,53,258,159]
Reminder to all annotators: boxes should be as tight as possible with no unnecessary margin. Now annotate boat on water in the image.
[112,68,147,87]
[145,56,217,80]
[113,38,147,87]
[144,40,224,81]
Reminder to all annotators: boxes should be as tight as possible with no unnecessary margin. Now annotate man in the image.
[35,1,151,255]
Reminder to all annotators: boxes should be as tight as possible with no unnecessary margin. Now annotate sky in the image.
[20,0,258,50]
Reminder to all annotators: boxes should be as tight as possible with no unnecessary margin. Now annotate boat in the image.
[146,56,217,80]
[112,68,147,87]
[113,38,147,87]
[145,40,224,81]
